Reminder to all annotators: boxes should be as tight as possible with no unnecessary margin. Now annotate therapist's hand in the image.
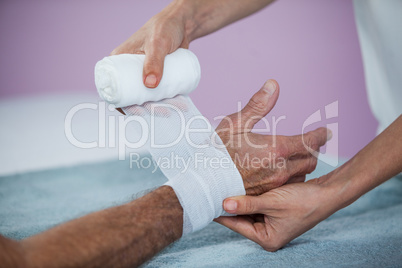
[110,0,275,89]
[215,174,340,252]
[216,79,331,195]
[111,2,190,88]
[217,112,402,251]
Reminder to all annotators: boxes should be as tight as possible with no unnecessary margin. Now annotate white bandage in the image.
[94,48,201,107]
[123,97,245,234]
[94,49,245,235]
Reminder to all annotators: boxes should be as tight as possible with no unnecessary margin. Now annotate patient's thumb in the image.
[240,79,280,130]
[223,195,264,215]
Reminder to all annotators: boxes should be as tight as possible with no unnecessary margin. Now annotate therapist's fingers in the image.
[110,38,143,56]
[286,176,306,184]
[143,42,168,88]
[240,79,280,131]
[215,216,260,242]
[223,195,267,215]
[217,215,281,252]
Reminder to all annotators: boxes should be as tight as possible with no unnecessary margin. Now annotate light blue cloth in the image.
[0,156,401,267]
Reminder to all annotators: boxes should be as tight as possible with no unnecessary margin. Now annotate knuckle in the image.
[246,96,266,115]
[244,198,255,214]
[303,133,314,149]
[144,58,163,72]
[274,142,289,159]
[261,245,277,252]
[148,35,168,51]
[306,157,318,174]
[309,132,322,149]
[262,237,283,252]
[217,115,234,132]
[261,242,279,252]
[303,133,321,153]
[110,48,119,55]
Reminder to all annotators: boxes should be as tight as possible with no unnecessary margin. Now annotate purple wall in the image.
[0,0,377,158]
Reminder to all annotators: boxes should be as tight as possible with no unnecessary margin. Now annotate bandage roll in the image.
[94,48,201,108]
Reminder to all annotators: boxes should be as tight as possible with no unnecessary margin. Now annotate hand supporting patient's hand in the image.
[216,175,340,252]
[216,114,402,251]
[111,2,190,88]
[217,80,331,195]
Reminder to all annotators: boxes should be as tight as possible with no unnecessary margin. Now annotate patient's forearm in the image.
[177,0,275,41]
[328,115,402,209]
[4,186,182,268]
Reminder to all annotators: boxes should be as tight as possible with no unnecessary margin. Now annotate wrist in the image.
[164,165,245,235]
[174,1,200,42]
[318,158,369,212]
[170,0,212,41]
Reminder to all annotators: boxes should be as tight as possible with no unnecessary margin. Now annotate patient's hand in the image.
[217,115,402,251]
[217,80,330,195]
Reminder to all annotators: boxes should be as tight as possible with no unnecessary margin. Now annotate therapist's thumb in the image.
[223,195,266,215]
[143,46,167,88]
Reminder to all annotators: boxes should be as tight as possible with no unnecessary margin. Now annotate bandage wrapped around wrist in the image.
[95,48,245,234]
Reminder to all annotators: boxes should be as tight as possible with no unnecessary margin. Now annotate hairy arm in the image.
[0,186,182,268]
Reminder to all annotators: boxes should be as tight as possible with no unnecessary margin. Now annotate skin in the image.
[0,80,329,267]
[3,0,397,264]
[0,186,182,268]
[217,116,402,251]
[111,0,275,88]
[111,0,402,252]
[216,80,330,195]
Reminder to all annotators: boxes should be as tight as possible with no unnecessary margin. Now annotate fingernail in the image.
[145,74,157,88]
[327,129,333,141]
[263,80,277,96]
[224,199,237,211]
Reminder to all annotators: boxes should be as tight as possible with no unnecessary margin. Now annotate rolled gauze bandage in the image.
[94,48,201,107]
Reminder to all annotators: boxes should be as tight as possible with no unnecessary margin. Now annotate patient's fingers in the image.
[289,127,331,157]
[282,128,330,178]
[240,79,279,131]
[286,154,318,178]
[304,127,332,150]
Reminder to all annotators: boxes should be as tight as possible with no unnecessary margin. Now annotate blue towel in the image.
[1,155,401,267]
